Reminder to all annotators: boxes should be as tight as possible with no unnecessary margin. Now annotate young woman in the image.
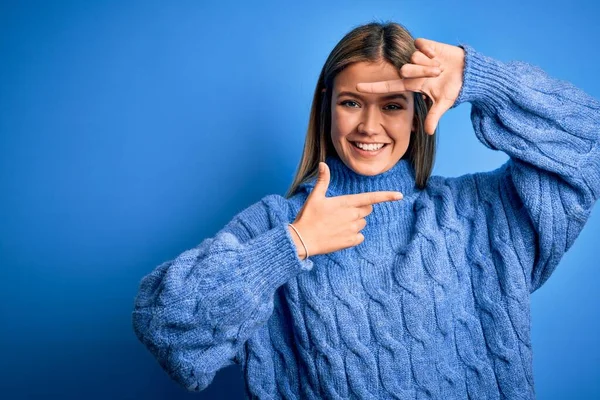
[132,22,600,399]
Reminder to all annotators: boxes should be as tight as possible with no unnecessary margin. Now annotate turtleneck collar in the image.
[299,155,418,198]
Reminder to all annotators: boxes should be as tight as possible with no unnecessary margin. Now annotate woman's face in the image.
[330,60,415,176]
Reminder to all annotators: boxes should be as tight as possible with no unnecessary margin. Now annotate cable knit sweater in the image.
[132,45,600,399]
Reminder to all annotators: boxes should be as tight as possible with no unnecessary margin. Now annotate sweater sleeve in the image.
[450,45,600,294]
[131,194,313,392]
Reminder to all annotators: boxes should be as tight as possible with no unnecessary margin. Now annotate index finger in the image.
[344,191,403,207]
[356,79,407,94]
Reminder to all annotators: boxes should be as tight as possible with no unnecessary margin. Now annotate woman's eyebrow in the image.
[337,90,409,102]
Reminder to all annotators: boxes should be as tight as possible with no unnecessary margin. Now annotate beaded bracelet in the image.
[288,223,309,260]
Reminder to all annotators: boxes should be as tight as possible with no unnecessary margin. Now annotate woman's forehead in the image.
[334,61,401,88]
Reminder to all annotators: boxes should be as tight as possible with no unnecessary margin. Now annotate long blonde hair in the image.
[284,21,437,199]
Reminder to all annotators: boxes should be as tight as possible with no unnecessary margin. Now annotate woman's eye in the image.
[341,100,359,108]
[339,101,403,110]
[384,104,403,111]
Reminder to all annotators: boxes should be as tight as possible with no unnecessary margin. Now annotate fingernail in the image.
[395,193,403,200]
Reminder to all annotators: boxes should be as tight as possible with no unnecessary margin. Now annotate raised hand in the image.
[289,162,404,258]
[356,38,465,135]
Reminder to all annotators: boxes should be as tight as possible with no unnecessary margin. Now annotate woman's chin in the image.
[346,158,389,176]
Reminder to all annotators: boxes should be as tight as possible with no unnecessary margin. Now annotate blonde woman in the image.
[132,21,600,399]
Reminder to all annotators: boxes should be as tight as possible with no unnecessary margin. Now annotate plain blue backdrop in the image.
[1,0,598,399]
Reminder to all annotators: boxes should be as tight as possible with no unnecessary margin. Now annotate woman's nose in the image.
[358,107,382,135]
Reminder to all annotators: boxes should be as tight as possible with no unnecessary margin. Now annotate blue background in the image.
[1,1,598,399]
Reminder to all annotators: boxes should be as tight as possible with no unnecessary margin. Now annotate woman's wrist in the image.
[288,223,308,260]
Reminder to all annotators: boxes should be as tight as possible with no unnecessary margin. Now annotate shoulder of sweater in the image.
[421,161,513,208]
[223,193,293,238]
[430,162,510,190]
[247,193,292,222]
[261,193,294,220]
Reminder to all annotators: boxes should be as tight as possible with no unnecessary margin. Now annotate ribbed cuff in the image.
[451,44,513,114]
[238,223,314,299]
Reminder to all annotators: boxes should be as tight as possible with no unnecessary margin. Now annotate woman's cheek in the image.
[389,114,413,134]
[331,110,343,138]
[334,109,357,136]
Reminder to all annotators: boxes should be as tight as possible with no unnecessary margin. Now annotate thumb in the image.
[424,102,446,135]
[310,162,330,199]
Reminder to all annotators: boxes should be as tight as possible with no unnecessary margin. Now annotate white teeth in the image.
[353,142,385,151]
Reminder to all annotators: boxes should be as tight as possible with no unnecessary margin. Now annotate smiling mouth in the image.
[349,141,390,158]
[350,141,390,149]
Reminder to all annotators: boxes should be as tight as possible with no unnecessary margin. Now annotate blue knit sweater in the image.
[132,45,600,399]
